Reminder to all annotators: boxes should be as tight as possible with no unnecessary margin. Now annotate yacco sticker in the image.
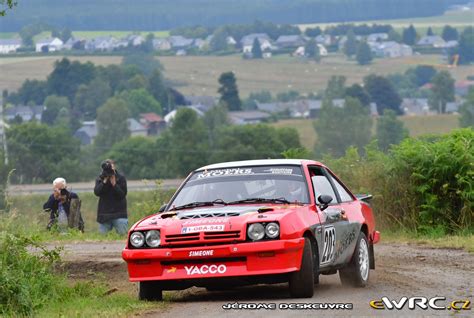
[182,218,229,225]
[181,224,225,233]
[184,264,227,275]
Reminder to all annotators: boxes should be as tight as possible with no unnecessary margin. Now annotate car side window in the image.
[329,174,353,202]
[309,167,337,204]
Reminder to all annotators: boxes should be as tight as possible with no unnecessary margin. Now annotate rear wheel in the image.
[139,281,163,301]
[289,237,314,298]
[339,232,370,287]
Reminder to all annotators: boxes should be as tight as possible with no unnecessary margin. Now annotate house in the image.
[293,44,328,57]
[401,98,431,115]
[338,35,363,51]
[446,100,463,113]
[241,33,273,53]
[0,39,22,54]
[315,34,332,46]
[152,38,172,51]
[126,34,145,47]
[228,111,271,125]
[35,38,63,52]
[176,49,187,56]
[85,36,117,51]
[139,113,166,135]
[193,38,206,50]
[62,37,83,50]
[164,106,205,124]
[4,105,44,122]
[74,121,97,145]
[226,36,237,46]
[367,33,388,43]
[444,40,459,48]
[370,41,413,58]
[417,35,446,48]
[455,80,474,96]
[275,35,306,48]
[168,36,194,49]
[185,95,217,110]
[127,118,147,137]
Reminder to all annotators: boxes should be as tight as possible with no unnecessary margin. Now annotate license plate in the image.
[181,224,225,233]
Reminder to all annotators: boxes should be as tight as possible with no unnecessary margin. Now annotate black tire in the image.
[339,232,370,287]
[289,237,314,298]
[139,281,163,301]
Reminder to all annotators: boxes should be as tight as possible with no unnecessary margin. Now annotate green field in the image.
[2,54,473,97]
[299,9,474,34]
[272,114,461,149]
[0,30,170,41]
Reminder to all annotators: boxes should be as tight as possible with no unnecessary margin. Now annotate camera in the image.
[60,188,70,196]
[100,161,115,178]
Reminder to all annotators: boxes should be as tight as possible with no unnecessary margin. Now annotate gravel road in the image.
[56,241,473,317]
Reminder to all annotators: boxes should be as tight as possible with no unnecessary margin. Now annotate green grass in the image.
[271,114,460,149]
[0,32,17,39]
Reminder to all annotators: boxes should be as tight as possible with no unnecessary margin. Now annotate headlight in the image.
[130,232,145,248]
[247,223,265,241]
[265,222,280,239]
[145,230,161,247]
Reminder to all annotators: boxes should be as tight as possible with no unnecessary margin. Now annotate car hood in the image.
[132,204,307,233]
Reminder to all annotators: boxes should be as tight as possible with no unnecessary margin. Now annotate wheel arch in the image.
[303,230,319,276]
[360,223,375,270]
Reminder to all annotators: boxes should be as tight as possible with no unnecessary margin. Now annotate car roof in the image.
[196,159,323,171]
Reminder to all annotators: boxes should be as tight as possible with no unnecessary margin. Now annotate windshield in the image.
[169,165,310,209]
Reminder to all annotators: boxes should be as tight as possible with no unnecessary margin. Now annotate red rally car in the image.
[122,159,380,300]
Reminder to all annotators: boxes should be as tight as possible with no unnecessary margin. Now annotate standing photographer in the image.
[43,177,84,232]
[94,159,128,235]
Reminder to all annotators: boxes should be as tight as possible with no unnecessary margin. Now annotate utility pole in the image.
[0,100,8,165]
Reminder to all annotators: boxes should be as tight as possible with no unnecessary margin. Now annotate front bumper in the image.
[122,238,305,282]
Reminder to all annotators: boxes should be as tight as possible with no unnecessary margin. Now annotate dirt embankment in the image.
[56,241,473,317]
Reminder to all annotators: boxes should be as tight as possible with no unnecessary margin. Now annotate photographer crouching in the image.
[94,159,128,235]
[43,177,84,232]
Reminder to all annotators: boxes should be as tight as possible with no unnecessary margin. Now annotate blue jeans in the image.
[98,218,128,235]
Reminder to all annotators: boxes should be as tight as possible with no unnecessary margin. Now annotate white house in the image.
[370,41,413,58]
[152,38,172,51]
[315,34,332,46]
[35,37,63,52]
[367,33,388,43]
[293,44,328,57]
[417,35,446,48]
[0,39,22,54]
[241,33,273,53]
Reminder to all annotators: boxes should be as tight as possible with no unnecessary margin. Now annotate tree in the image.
[388,29,402,42]
[411,65,437,87]
[459,88,474,128]
[203,104,229,145]
[429,71,454,114]
[251,38,263,59]
[243,90,272,110]
[376,109,409,151]
[426,27,434,36]
[60,28,72,43]
[119,88,162,118]
[402,24,417,45]
[304,27,322,37]
[209,27,229,52]
[356,42,372,65]
[73,78,111,120]
[218,72,242,111]
[19,23,43,47]
[94,97,130,149]
[51,28,61,38]
[343,29,357,57]
[325,75,346,100]
[148,69,169,112]
[305,39,320,62]
[345,84,371,107]
[442,25,459,42]
[122,52,163,76]
[0,0,17,16]
[42,95,71,125]
[458,27,474,64]
[276,90,300,102]
[11,79,47,105]
[314,97,372,157]
[364,74,402,115]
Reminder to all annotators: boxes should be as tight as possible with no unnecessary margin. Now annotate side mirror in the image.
[158,203,167,213]
[317,195,333,211]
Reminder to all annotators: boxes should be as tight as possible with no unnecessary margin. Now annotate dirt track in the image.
[57,241,473,317]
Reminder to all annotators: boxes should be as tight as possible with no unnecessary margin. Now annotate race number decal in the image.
[321,225,336,265]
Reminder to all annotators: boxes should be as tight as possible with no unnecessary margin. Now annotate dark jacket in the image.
[94,172,128,223]
[43,192,79,220]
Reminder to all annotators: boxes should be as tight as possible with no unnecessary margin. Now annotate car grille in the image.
[179,212,241,219]
[163,230,242,246]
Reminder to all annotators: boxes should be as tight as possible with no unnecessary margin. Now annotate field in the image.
[271,114,460,149]
[1,54,473,97]
[299,9,474,34]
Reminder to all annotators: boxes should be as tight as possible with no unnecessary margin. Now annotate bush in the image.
[325,129,473,234]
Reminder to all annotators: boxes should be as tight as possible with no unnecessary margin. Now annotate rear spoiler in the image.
[355,194,373,204]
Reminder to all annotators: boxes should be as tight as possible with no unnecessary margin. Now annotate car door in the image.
[308,166,346,270]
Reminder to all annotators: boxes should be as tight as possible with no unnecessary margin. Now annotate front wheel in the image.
[339,232,370,287]
[289,237,314,298]
[139,281,163,301]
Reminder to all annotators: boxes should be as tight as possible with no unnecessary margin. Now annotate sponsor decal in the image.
[182,218,229,225]
[263,168,294,175]
[166,267,177,273]
[222,302,353,310]
[185,264,227,275]
[332,226,356,262]
[370,297,471,311]
[181,224,224,233]
[197,168,254,179]
[189,250,214,257]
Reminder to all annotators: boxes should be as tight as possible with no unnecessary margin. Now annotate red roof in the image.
[140,113,163,122]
